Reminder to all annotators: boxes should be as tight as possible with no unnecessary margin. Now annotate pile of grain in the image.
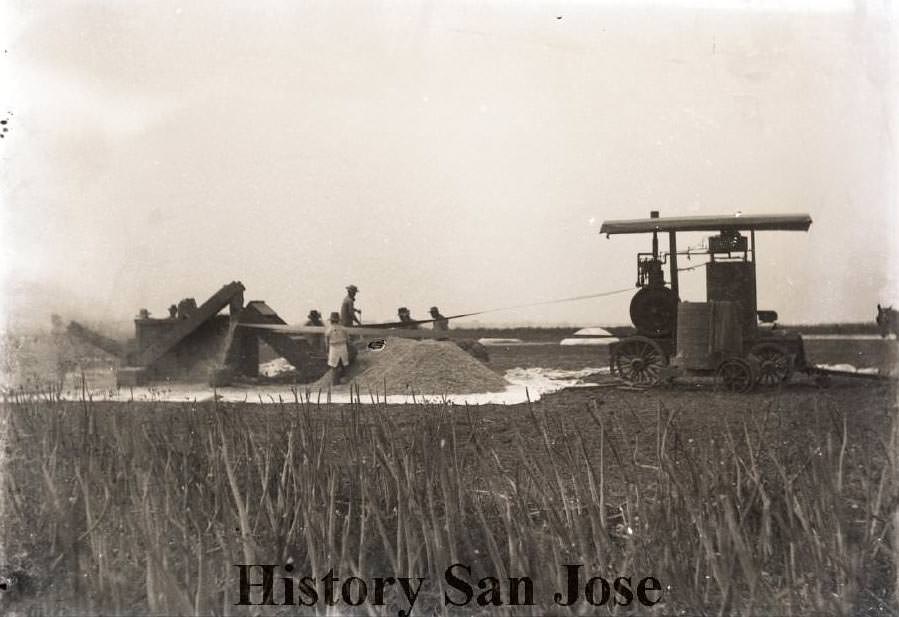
[312,337,508,395]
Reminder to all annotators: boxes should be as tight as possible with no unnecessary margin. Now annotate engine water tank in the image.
[675,301,743,371]
[675,302,712,370]
[709,300,743,359]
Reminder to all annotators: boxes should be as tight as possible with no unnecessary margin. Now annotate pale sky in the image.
[1,0,896,330]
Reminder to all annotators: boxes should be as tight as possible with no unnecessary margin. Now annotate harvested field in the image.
[313,336,509,395]
[1,378,896,615]
[1,329,897,614]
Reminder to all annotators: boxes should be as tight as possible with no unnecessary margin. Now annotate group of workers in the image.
[306,284,452,385]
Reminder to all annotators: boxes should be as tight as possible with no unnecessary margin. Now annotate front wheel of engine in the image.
[749,343,794,386]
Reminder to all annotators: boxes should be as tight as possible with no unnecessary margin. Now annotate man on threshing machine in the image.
[397,307,420,328]
[305,309,324,327]
[429,306,449,331]
[429,306,450,341]
[341,284,362,327]
[304,309,326,351]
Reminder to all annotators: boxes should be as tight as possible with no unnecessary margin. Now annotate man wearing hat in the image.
[429,306,449,333]
[305,310,324,327]
[325,311,350,384]
[397,306,418,329]
[304,310,325,352]
[341,285,362,327]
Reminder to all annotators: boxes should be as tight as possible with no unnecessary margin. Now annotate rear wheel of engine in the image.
[749,343,793,386]
[716,358,756,393]
[611,336,669,386]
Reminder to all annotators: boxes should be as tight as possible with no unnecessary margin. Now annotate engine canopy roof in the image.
[600,213,812,235]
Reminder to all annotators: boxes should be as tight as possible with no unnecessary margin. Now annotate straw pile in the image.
[312,337,508,395]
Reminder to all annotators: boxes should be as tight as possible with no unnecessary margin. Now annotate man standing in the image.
[325,311,350,385]
[341,285,362,327]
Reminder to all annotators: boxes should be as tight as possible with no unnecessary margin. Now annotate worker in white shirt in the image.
[325,311,350,385]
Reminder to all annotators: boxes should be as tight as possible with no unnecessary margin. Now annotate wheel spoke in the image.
[751,344,792,386]
[613,338,668,386]
[718,359,753,392]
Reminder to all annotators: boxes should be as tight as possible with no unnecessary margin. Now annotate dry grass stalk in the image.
[0,385,895,615]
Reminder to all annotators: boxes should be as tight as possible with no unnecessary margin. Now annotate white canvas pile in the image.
[314,337,508,395]
[816,363,886,376]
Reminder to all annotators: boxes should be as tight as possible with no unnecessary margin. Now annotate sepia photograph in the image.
[1,0,896,614]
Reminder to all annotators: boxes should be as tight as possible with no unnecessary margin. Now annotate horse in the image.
[876,304,898,338]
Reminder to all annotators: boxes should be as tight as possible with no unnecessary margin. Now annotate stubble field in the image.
[1,334,897,615]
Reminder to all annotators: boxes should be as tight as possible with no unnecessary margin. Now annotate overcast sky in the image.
[0,0,896,329]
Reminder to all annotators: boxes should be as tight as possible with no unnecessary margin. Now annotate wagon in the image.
[600,212,814,391]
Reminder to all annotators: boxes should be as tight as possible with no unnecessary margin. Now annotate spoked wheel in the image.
[716,358,757,393]
[749,343,794,386]
[611,336,669,386]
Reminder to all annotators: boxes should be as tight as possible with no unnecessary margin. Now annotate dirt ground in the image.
[268,367,896,486]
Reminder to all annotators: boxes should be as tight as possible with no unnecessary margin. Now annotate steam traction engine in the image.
[600,212,813,391]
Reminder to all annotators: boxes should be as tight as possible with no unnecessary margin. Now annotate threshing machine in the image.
[600,212,815,391]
